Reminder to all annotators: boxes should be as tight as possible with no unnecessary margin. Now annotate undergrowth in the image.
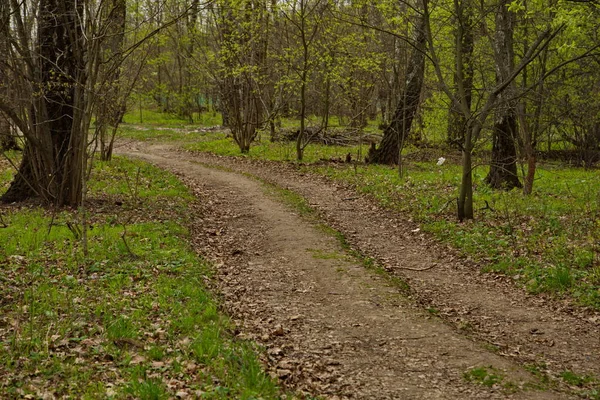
[0,157,282,399]
[185,136,365,164]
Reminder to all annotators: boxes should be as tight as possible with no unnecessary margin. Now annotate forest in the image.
[1,0,600,398]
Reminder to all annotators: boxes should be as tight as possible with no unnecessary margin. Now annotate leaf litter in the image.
[117,142,586,399]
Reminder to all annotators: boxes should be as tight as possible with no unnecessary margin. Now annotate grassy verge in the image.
[122,109,222,127]
[185,135,367,164]
[178,131,600,309]
[116,125,222,144]
[0,157,282,399]
[315,161,600,309]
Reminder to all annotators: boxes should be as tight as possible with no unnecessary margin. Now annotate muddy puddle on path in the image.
[119,144,571,399]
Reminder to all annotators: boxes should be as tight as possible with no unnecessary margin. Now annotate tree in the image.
[485,0,522,189]
[1,0,87,206]
[213,0,269,153]
[281,0,327,161]
[0,2,19,152]
[446,0,473,148]
[369,13,426,166]
[424,0,559,220]
[96,0,128,161]
[0,0,200,204]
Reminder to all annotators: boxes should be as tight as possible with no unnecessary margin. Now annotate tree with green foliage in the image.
[447,0,474,149]
[369,12,426,167]
[280,0,327,160]
[485,0,523,190]
[96,0,128,161]
[0,0,88,206]
[425,0,561,220]
[213,0,270,153]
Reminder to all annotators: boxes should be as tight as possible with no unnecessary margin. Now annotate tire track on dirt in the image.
[118,143,570,399]
[170,147,600,388]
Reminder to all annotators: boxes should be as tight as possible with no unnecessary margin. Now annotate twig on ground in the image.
[395,264,437,272]
[480,200,495,212]
[437,197,456,214]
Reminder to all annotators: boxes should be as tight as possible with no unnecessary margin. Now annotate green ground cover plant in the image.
[463,366,504,388]
[117,125,197,142]
[123,109,222,127]
[0,157,282,399]
[185,134,366,164]
[315,161,600,308]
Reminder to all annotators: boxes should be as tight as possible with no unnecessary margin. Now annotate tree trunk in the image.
[0,3,18,152]
[369,16,426,165]
[486,111,522,189]
[485,0,522,190]
[447,0,474,148]
[0,115,19,151]
[97,0,126,162]
[458,143,474,221]
[2,0,85,206]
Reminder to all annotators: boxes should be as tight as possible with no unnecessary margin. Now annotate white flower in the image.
[437,157,446,166]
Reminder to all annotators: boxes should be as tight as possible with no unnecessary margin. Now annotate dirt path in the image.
[116,142,594,399]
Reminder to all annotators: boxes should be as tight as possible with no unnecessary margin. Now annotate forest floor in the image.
[118,140,600,399]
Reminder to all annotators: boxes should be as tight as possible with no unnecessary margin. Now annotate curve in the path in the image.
[173,147,600,385]
[119,143,571,400]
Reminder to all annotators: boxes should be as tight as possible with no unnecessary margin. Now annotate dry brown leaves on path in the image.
[117,142,596,399]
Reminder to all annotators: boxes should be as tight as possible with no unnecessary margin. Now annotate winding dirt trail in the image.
[117,141,599,399]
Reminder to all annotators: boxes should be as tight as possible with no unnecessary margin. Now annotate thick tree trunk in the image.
[2,0,85,206]
[486,111,522,189]
[369,17,426,165]
[485,0,522,190]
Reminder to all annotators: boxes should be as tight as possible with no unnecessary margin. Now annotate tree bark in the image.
[2,0,86,206]
[0,115,19,151]
[369,16,426,165]
[485,0,522,190]
[447,0,474,148]
[98,0,127,161]
[0,2,18,152]
[486,110,522,189]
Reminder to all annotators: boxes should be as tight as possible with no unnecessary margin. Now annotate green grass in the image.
[0,157,282,399]
[560,370,596,387]
[185,134,367,164]
[463,366,504,388]
[122,108,222,127]
[278,114,383,134]
[117,124,220,143]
